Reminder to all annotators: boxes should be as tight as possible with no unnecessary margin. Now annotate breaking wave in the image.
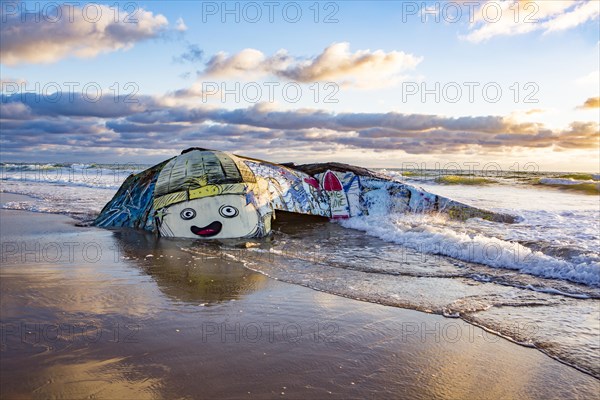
[434,175,495,185]
[339,213,600,287]
[538,178,600,194]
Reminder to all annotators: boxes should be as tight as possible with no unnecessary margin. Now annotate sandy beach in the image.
[1,192,598,399]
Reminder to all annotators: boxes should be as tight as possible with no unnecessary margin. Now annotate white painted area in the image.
[159,194,261,239]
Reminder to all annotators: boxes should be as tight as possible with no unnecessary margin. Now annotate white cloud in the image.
[543,0,600,32]
[175,17,188,32]
[201,43,423,88]
[462,1,599,43]
[204,49,267,78]
[0,4,168,65]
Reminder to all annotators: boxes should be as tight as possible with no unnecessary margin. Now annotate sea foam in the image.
[339,213,600,287]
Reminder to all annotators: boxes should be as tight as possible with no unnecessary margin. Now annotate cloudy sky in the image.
[1,0,599,171]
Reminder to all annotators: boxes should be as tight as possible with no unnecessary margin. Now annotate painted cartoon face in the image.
[159,195,260,239]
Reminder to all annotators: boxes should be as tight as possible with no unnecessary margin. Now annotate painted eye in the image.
[180,208,196,220]
[219,205,239,218]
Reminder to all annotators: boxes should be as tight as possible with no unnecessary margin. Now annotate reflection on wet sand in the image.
[113,229,269,304]
[27,352,165,400]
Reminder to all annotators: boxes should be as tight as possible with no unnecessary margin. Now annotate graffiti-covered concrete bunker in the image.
[95,148,515,239]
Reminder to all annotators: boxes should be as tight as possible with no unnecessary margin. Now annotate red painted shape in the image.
[323,171,343,191]
[304,177,319,188]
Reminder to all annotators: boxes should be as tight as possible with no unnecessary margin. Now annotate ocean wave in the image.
[0,181,115,219]
[435,175,495,185]
[538,178,600,194]
[1,163,147,172]
[0,176,123,190]
[0,164,135,190]
[339,214,600,287]
[557,173,600,181]
[0,163,60,171]
[378,169,600,190]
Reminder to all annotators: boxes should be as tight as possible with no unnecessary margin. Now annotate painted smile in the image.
[190,221,223,237]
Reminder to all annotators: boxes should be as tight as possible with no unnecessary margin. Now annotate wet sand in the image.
[1,193,598,399]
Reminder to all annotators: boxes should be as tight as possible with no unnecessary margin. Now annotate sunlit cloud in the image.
[200,42,423,88]
[577,97,600,109]
[1,95,598,162]
[0,4,168,65]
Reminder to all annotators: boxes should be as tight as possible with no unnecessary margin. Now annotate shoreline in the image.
[1,192,599,398]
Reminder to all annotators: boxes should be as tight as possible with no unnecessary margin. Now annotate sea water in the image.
[1,163,599,377]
